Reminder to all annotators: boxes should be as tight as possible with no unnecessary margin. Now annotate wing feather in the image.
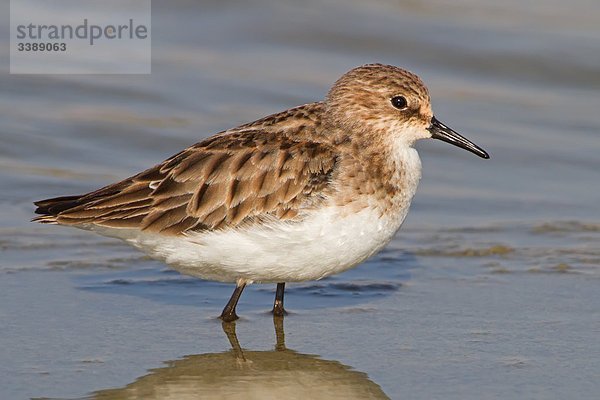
[38,104,338,235]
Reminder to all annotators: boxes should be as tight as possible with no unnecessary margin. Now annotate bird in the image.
[33,63,489,322]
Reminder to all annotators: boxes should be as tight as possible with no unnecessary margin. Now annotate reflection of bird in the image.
[34,64,488,321]
[88,319,390,400]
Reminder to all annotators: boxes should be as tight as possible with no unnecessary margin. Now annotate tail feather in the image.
[33,168,155,227]
[34,195,84,214]
[32,195,84,223]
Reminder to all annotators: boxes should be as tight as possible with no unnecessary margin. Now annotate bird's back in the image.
[34,103,339,236]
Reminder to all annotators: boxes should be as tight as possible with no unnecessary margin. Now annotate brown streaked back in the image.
[34,105,339,235]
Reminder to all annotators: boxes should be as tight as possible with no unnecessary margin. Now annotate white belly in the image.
[118,205,408,283]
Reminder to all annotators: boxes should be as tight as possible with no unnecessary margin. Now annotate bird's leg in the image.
[220,281,247,322]
[272,282,287,317]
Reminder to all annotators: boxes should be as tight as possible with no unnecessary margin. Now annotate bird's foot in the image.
[271,300,287,317]
[220,309,239,323]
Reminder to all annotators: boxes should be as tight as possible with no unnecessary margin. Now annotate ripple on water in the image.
[0,227,144,273]
[287,281,400,297]
[531,221,600,234]
[414,244,514,257]
[400,220,600,277]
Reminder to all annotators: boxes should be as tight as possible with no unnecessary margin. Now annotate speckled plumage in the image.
[34,64,488,319]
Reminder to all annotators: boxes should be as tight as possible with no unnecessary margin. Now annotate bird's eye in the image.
[391,96,408,110]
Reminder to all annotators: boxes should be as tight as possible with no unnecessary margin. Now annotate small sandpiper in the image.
[34,64,489,322]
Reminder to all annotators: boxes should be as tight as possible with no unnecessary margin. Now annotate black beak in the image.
[428,116,489,159]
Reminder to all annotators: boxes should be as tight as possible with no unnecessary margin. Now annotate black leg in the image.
[220,282,246,322]
[272,282,287,317]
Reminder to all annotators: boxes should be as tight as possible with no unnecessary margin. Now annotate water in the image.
[1,0,600,399]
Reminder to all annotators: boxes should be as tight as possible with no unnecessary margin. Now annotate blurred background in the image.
[1,1,599,399]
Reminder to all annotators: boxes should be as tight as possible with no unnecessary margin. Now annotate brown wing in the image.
[36,130,338,235]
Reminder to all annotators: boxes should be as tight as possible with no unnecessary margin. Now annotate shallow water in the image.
[1,0,600,399]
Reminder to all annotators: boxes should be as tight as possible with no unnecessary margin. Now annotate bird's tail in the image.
[32,195,84,224]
